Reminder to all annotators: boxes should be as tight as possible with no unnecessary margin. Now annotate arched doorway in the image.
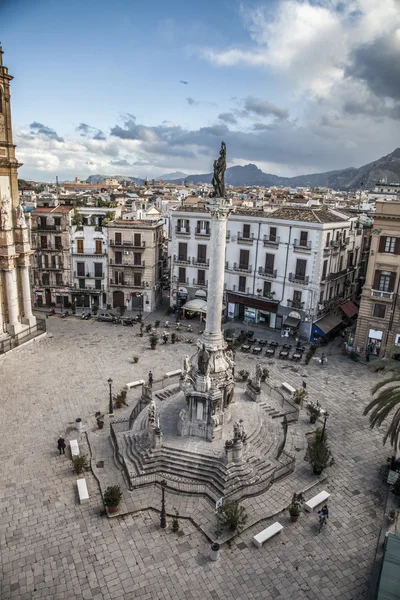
[113,290,124,309]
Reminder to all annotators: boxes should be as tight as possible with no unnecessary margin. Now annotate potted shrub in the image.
[288,492,304,522]
[137,313,143,323]
[307,428,334,475]
[72,454,89,475]
[304,344,317,365]
[146,323,152,333]
[133,355,139,364]
[139,324,144,338]
[95,411,105,429]
[114,389,128,409]
[238,369,250,381]
[103,485,123,513]
[92,304,99,315]
[172,509,180,532]
[217,500,248,533]
[171,332,176,344]
[293,388,308,406]
[150,333,159,350]
[306,401,321,424]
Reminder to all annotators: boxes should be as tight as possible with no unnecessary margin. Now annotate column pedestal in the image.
[5,269,23,336]
[20,266,36,327]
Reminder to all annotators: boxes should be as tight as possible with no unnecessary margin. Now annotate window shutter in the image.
[373,270,381,289]
[395,238,400,255]
[388,272,397,292]
[378,237,386,252]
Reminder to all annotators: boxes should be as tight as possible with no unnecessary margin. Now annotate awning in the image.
[195,289,207,298]
[314,314,342,335]
[226,292,278,313]
[181,299,207,312]
[284,316,301,328]
[339,300,359,319]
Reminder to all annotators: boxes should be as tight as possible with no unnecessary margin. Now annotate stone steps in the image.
[154,386,180,401]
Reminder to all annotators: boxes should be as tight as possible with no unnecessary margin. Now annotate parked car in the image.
[97,312,119,323]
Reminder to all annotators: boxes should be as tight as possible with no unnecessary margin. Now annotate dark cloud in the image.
[179,80,189,85]
[110,159,130,166]
[218,112,238,125]
[346,37,400,101]
[29,121,64,142]
[343,99,400,121]
[110,115,152,141]
[76,122,106,140]
[243,96,289,120]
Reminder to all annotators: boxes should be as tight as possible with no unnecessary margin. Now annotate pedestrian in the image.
[162,332,168,344]
[148,371,153,386]
[365,349,370,363]
[320,353,327,366]
[57,437,66,455]
[318,504,329,533]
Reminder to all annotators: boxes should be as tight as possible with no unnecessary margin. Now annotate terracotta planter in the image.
[107,505,119,514]
[98,421,104,429]
[310,416,317,424]
[313,466,323,475]
[290,514,299,522]
[151,345,156,350]
[133,358,139,363]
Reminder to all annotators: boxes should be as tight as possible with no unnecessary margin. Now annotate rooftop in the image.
[32,206,73,214]
[174,204,348,223]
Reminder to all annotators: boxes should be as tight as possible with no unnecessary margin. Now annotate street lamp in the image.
[108,377,114,416]
[160,479,167,529]
[321,412,329,440]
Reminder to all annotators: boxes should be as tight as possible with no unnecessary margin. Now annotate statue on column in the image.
[210,141,226,199]
[15,204,27,228]
[0,195,11,230]
[198,344,210,375]
[148,400,156,425]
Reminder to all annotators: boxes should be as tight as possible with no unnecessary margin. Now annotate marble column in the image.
[202,197,232,350]
[5,268,23,336]
[20,266,36,326]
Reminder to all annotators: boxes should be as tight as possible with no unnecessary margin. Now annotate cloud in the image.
[179,80,189,85]
[29,121,64,142]
[76,122,106,140]
[186,97,196,105]
[252,122,272,131]
[110,159,130,166]
[218,112,238,125]
[186,97,217,107]
[243,96,289,120]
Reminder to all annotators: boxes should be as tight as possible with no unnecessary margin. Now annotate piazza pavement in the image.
[0,312,392,599]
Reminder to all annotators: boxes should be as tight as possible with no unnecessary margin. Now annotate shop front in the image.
[367,328,383,356]
[311,313,343,343]
[226,292,279,327]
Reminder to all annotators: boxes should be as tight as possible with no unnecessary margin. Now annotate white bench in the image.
[281,382,296,394]
[76,478,89,504]
[165,369,182,378]
[70,439,80,457]
[125,379,145,390]
[304,490,330,512]
[252,522,283,548]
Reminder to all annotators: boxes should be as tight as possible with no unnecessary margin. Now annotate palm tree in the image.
[364,346,400,450]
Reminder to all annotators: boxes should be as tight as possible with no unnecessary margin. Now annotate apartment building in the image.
[31,206,73,308]
[170,205,368,340]
[354,200,400,355]
[107,218,164,312]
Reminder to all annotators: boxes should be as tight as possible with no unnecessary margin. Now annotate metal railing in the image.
[237,232,254,243]
[174,255,190,265]
[175,226,191,235]
[109,239,146,248]
[74,271,104,278]
[263,235,280,246]
[293,239,312,250]
[192,257,209,267]
[289,273,309,284]
[371,289,394,300]
[0,317,46,355]
[287,299,305,309]
[32,224,62,231]
[258,267,277,278]
[233,262,252,273]
[194,228,210,238]
[193,279,208,287]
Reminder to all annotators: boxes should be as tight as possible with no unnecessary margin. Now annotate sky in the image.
[1,0,400,182]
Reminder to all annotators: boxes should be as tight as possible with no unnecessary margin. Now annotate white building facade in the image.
[169,205,368,340]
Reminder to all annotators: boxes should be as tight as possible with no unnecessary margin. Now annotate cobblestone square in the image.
[0,315,390,599]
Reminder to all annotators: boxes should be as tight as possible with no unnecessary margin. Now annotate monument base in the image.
[245,381,261,402]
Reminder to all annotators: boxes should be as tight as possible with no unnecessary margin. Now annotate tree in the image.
[217,500,248,532]
[364,371,400,451]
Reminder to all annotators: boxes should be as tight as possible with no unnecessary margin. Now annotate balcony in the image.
[371,289,394,301]
[237,232,254,245]
[324,267,350,282]
[293,239,312,252]
[226,230,231,241]
[233,262,252,273]
[72,283,104,292]
[109,259,145,268]
[37,244,65,252]
[258,267,277,279]
[192,278,208,287]
[232,284,250,294]
[33,224,62,232]
[177,277,189,285]
[174,254,191,265]
[289,273,309,285]
[287,299,305,309]
[109,280,145,288]
[72,247,106,256]
[192,257,209,267]
[175,226,191,236]
[109,239,146,248]
[263,235,280,247]
[194,228,210,239]
[323,245,331,256]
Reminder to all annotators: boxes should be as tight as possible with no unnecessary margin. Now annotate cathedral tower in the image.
[0,46,36,337]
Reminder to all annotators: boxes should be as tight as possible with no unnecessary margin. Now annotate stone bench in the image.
[304,490,330,512]
[252,522,283,548]
[164,369,182,378]
[70,439,80,457]
[76,478,89,504]
[125,379,145,390]
[281,382,296,394]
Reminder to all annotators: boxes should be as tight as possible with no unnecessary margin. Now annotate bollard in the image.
[210,542,220,561]
[76,418,82,431]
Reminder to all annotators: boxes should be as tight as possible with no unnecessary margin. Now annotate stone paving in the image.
[0,313,392,599]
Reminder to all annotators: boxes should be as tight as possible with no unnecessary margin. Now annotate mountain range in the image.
[85,147,400,190]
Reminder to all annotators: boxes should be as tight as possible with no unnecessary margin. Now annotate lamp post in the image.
[108,377,114,416]
[160,479,167,529]
[321,412,329,440]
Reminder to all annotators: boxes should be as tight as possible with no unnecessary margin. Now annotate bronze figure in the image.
[210,141,226,198]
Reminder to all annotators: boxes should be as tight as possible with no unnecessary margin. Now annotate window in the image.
[77,239,84,253]
[373,270,396,292]
[293,290,302,304]
[197,244,207,264]
[42,273,49,285]
[322,260,328,280]
[76,262,85,277]
[197,269,205,285]
[238,276,246,292]
[39,217,47,228]
[379,236,400,254]
[115,271,124,285]
[263,281,271,296]
[347,252,354,268]
[339,256,343,272]
[373,304,386,319]
[40,235,47,249]
[94,263,103,278]
[55,236,62,250]
[269,227,277,242]
[300,231,308,246]
[178,267,186,283]
[78,278,85,289]
[54,217,61,227]
[326,232,331,247]
[114,251,122,264]
[134,233,141,247]
[115,232,122,245]
[264,253,275,274]
[178,242,187,261]
[295,259,307,280]
[95,240,102,254]
[329,286,333,299]
[133,252,141,266]
[197,220,210,234]
[319,291,324,304]
[243,224,251,239]
[133,272,141,287]
[336,284,340,296]
[336,231,340,241]
[42,255,49,268]
[51,255,56,269]
[56,273,63,286]
[239,249,249,269]
[95,279,101,289]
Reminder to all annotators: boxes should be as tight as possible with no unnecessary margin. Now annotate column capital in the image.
[207,197,234,221]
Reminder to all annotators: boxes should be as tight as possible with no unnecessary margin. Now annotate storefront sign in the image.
[244,307,256,322]
[228,303,235,318]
